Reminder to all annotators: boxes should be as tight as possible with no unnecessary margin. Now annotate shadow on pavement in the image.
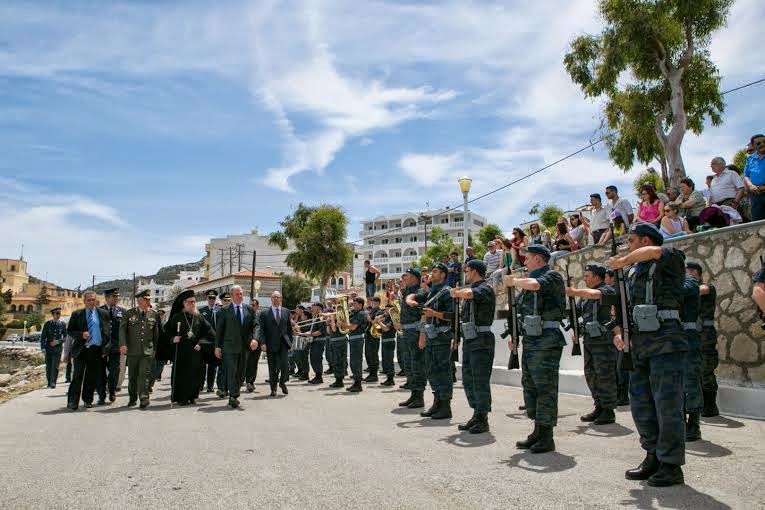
[500,451,577,473]
[701,416,745,429]
[396,419,453,429]
[439,432,497,448]
[686,439,733,458]
[505,412,529,420]
[569,423,634,438]
[197,404,245,413]
[38,407,78,416]
[390,407,424,415]
[620,485,732,510]
[250,394,286,401]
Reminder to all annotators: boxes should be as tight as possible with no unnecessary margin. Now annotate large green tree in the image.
[539,205,565,230]
[279,273,312,309]
[473,223,503,259]
[414,227,459,269]
[564,0,731,188]
[269,203,354,301]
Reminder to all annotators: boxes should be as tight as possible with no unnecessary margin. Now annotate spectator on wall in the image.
[582,193,610,245]
[604,185,634,229]
[708,156,745,210]
[659,202,692,238]
[527,223,552,250]
[744,134,765,222]
[676,177,706,231]
[635,184,663,225]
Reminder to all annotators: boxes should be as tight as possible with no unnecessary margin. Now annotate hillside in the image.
[93,258,205,295]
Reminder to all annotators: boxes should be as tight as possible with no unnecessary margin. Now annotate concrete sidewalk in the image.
[0,373,762,509]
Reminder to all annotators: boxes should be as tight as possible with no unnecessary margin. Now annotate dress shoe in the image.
[51,384,56,389]
[127,400,137,407]
[67,402,78,411]
[280,383,289,395]
[308,377,323,385]
[625,453,660,480]
[364,374,379,383]
[347,381,362,392]
[246,383,254,393]
[468,412,489,434]
[647,463,684,487]
[216,390,226,398]
[518,404,526,411]
[109,392,116,403]
[406,390,424,409]
[420,393,440,417]
[593,408,616,425]
[270,389,277,397]
[580,406,602,422]
[458,412,478,431]
[380,377,395,386]
[85,402,93,409]
[299,375,310,381]
[96,399,106,406]
[329,379,344,388]
[530,425,555,453]
[229,397,240,408]
[516,423,540,449]
[324,368,333,375]
[139,399,150,409]
[396,370,405,376]
[685,412,701,442]
[431,398,452,420]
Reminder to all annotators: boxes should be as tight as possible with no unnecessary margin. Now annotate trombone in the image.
[292,311,338,328]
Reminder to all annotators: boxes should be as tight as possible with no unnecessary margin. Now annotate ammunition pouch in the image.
[523,315,543,337]
[633,304,660,333]
[461,321,478,340]
[584,321,604,338]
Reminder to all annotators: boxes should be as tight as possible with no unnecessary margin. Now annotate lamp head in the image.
[458,176,472,194]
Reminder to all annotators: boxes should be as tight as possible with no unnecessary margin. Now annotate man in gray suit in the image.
[214,285,256,408]
[253,290,293,397]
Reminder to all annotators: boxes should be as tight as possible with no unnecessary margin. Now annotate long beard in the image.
[185,308,200,316]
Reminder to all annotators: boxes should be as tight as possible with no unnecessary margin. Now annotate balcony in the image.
[402,255,418,262]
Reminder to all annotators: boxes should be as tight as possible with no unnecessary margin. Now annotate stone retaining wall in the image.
[552,219,765,387]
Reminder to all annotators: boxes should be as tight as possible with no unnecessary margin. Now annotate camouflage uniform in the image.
[119,307,160,405]
[579,283,618,411]
[460,279,496,413]
[519,266,566,426]
[680,275,703,413]
[625,246,687,466]
[423,282,454,400]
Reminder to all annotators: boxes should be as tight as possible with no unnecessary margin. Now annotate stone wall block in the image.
[730,334,758,363]
[716,277,736,297]
[716,363,743,382]
[707,244,725,275]
[718,315,740,335]
[758,225,765,238]
[724,247,746,270]
[728,294,752,314]
[732,269,752,296]
[697,244,711,257]
[746,363,765,384]
[741,235,761,255]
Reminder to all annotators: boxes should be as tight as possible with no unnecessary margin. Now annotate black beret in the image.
[629,222,664,245]
[205,289,219,298]
[686,261,703,273]
[433,263,449,274]
[466,259,487,276]
[526,245,551,260]
[584,264,607,277]
[605,269,615,277]
[406,267,421,279]
[135,289,151,299]
[104,288,120,296]
[370,296,381,302]
[312,302,324,308]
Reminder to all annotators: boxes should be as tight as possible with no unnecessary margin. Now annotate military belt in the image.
[543,321,560,329]
[400,323,420,330]
[682,322,698,330]
[476,326,493,333]
[381,336,397,342]
[433,326,451,334]
[330,336,347,342]
[702,320,715,327]
[348,334,364,341]
[658,310,680,321]
[313,336,328,342]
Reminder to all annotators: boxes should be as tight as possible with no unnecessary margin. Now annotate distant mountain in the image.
[93,258,205,295]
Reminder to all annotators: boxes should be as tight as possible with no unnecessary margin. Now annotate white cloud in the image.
[398,153,462,187]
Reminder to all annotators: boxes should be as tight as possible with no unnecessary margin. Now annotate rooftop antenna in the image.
[20,244,24,261]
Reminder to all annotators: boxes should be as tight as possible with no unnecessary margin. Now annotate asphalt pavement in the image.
[0,368,762,510]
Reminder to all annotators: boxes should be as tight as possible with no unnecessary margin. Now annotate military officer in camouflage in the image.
[119,289,160,409]
[505,245,566,453]
[608,222,687,487]
[680,262,703,441]
[398,268,429,409]
[419,263,455,420]
[451,259,495,434]
[40,307,67,388]
[686,262,720,417]
[565,264,618,426]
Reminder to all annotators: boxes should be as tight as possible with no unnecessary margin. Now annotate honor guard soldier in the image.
[364,297,384,383]
[199,289,219,393]
[339,297,369,393]
[566,265,618,425]
[419,263,455,420]
[608,222,687,487]
[119,289,160,409]
[505,245,566,452]
[99,288,125,403]
[451,259,495,434]
[40,308,67,388]
[686,262,720,417]
[398,268,429,409]
[680,261,703,441]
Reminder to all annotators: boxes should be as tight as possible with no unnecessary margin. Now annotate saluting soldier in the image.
[339,297,369,393]
[363,297,384,383]
[608,222,687,487]
[306,302,327,385]
[119,289,160,409]
[419,263,455,420]
[398,268,429,409]
[505,245,566,452]
[687,262,720,417]
[450,259,495,434]
[680,261,703,442]
[40,307,66,388]
[566,265,618,425]
[99,288,125,403]
[198,289,219,393]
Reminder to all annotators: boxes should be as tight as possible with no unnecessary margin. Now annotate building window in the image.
[10,304,16,312]
[394,237,402,243]
[367,225,373,230]
[440,218,448,224]
[394,223,401,228]
[368,240,375,245]
[454,216,463,222]
[381,239,388,244]
[338,277,345,287]
[10,265,16,272]
[409,236,417,242]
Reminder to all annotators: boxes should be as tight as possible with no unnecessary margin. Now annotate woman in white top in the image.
[568,214,585,248]
[659,203,692,238]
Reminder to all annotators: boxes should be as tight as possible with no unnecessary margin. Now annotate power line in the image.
[347,76,765,247]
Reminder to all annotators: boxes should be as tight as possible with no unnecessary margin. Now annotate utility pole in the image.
[237,243,244,272]
[218,249,226,278]
[249,251,257,300]
[132,272,136,307]
[229,247,233,275]
[92,275,95,291]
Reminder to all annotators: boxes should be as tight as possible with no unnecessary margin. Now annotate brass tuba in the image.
[388,298,401,324]
[335,296,351,335]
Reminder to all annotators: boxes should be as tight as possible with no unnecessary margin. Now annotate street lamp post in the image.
[22,320,27,344]
[458,176,472,273]
[254,280,261,301]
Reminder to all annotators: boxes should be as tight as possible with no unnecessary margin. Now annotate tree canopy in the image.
[413,227,459,269]
[539,205,565,230]
[279,273,312,309]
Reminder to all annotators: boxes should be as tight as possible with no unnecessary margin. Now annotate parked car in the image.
[27,333,41,343]
[5,334,20,342]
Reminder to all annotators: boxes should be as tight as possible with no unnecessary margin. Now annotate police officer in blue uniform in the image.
[99,288,124,403]
[40,307,67,388]
[680,261,703,441]
[686,262,720,417]
[198,289,219,393]
[608,222,687,487]
[398,268,429,408]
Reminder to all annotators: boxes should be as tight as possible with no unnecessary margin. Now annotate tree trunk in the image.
[319,279,327,302]
[657,157,669,191]
[663,70,687,189]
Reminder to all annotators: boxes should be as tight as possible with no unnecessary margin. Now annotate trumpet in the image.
[292,312,338,328]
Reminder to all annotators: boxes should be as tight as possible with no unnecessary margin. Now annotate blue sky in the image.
[1,0,762,288]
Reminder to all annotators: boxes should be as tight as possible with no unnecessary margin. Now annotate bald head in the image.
[271,291,283,307]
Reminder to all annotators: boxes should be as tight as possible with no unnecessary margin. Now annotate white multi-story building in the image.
[353,209,488,284]
[205,230,295,280]
[172,270,205,289]
[136,279,172,308]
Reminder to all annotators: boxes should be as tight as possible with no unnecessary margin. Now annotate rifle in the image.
[451,295,461,363]
[563,268,582,356]
[500,267,523,370]
[609,222,633,371]
[760,255,765,331]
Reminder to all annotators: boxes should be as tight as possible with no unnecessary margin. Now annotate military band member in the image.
[687,262,719,417]
[40,307,66,389]
[199,289,219,393]
[119,289,160,409]
[451,259,495,434]
[379,303,398,386]
[295,306,311,380]
[398,268,429,408]
[99,288,124,403]
[327,313,348,389]
[566,265,618,425]
[505,245,566,452]
[339,297,369,393]
[66,291,111,410]
[419,263,455,420]
[364,297,383,383]
[307,302,327,385]
[680,262,703,442]
[608,222,687,487]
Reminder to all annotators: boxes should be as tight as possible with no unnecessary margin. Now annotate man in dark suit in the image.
[198,289,219,393]
[66,290,111,410]
[214,285,256,408]
[253,290,293,397]
[99,288,125,403]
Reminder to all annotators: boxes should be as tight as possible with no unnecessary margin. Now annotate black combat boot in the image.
[399,391,415,407]
[701,391,719,417]
[593,408,616,425]
[625,453,660,480]
[468,412,489,434]
[400,381,411,390]
[364,371,379,383]
[685,412,701,442]
[431,398,452,420]
[380,376,395,386]
[647,463,684,487]
[407,390,425,409]
[616,389,629,406]
[458,411,478,431]
[347,380,362,392]
[516,423,540,449]
[580,405,602,422]
[420,393,440,417]
[329,378,344,388]
[530,425,555,453]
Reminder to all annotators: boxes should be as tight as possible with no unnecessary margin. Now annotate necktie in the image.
[236,305,242,324]
[275,307,280,322]
[87,310,94,341]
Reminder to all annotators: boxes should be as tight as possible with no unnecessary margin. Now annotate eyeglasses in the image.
[664,209,673,212]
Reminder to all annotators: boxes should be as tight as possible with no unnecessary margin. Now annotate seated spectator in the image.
[604,185,635,228]
[508,228,527,267]
[708,156,744,210]
[527,223,551,249]
[636,184,663,224]
[492,235,523,291]
[549,222,579,265]
[582,193,610,245]
[660,203,692,238]
[568,214,586,247]
[744,134,765,222]
[675,177,706,230]
[666,188,680,202]
[598,211,627,246]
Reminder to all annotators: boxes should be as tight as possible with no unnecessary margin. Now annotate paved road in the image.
[0,370,762,510]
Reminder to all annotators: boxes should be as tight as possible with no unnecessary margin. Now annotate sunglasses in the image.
[664,208,674,212]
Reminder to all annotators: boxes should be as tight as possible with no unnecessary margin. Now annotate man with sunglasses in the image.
[40,307,67,388]
[744,133,765,221]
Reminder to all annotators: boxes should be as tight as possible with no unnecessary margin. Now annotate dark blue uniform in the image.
[400,284,428,390]
[579,283,618,412]
[347,309,368,383]
[199,304,219,392]
[99,304,125,400]
[460,279,496,413]
[40,318,67,387]
[423,282,454,400]
[364,307,384,380]
[307,315,327,381]
[680,275,702,414]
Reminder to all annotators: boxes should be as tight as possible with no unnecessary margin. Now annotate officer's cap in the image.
[526,245,551,261]
[220,291,231,300]
[584,264,607,278]
[50,307,62,314]
[312,302,324,309]
[135,289,151,299]
[104,288,120,297]
[405,267,421,279]
[686,261,703,274]
[629,222,664,245]
[466,259,487,276]
[433,263,449,274]
[370,296,381,303]
[205,289,219,298]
